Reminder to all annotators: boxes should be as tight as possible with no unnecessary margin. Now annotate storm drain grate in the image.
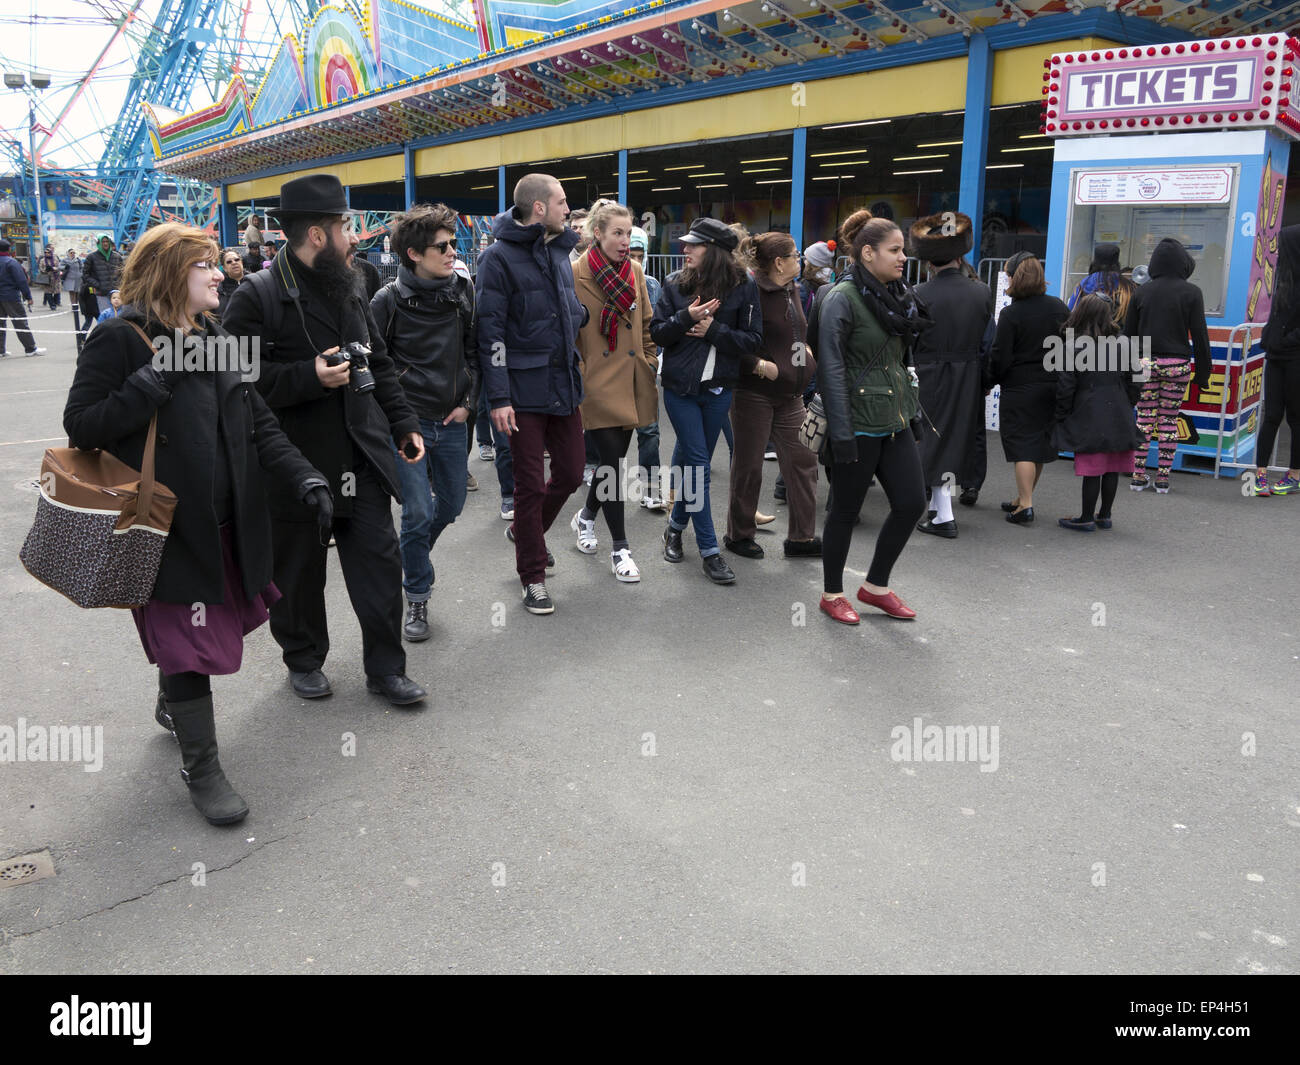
[0,850,55,887]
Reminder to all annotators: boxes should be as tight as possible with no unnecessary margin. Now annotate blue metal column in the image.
[959,34,993,262]
[790,127,806,251]
[219,185,237,249]
[404,144,417,208]
[618,148,628,207]
[498,165,507,214]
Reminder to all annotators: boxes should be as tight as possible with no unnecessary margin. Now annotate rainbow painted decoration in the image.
[1043,35,1300,139]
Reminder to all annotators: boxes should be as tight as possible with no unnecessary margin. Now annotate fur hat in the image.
[909,211,973,264]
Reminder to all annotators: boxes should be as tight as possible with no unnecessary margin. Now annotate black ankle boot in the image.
[166,695,248,825]
[663,524,684,563]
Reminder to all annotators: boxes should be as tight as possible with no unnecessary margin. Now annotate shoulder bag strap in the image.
[125,321,162,522]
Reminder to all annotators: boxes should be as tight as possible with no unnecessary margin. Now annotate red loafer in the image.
[819,595,860,626]
[855,587,916,619]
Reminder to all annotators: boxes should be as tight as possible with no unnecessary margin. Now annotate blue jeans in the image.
[637,421,660,487]
[663,387,732,557]
[394,417,468,600]
[476,389,514,502]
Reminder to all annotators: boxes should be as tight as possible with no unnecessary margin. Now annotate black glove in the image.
[303,486,334,538]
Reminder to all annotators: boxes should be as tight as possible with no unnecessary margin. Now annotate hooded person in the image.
[1068,242,1135,326]
[1253,224,1300,494]
[1122,237,1212,492]
[909,211,993,534]
[798,240,836,317]
[83,232,124,314]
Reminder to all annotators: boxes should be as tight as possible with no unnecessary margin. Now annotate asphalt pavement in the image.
[0,304,1295,974]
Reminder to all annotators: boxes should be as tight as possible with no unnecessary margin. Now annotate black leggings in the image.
[1257,359,1300,469]
[584,426,634,544]
[823,431,927,595]
[1081,473,1118,520]
[159,670,211,701]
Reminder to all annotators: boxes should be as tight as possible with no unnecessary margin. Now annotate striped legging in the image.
[1134,355,1193,486]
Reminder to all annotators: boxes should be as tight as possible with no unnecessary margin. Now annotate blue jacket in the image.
[474,210,587,415]
[0,254,31,302]
[651,272,763,396]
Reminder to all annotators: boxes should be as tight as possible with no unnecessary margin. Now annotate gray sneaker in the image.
[522,582,554,614]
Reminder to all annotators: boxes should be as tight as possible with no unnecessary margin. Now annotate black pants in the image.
[0,300,36,353]
[584,426,634,544]
[823,431,927,594]
[1081,473,1119,520]
[1257,358,1300,469]
[269,463,405,678]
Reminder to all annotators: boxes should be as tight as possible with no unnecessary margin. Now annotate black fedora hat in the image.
[680,217,738,251]
[269,174,349,218]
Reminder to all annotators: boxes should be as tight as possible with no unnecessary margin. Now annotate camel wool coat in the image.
[571,252,659,430]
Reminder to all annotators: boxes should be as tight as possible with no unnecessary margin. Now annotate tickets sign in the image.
[1043,35,1300,140]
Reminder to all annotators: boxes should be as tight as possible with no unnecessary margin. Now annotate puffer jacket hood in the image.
[1147,237,1194,280]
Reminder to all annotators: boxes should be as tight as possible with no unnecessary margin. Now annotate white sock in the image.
[932,486,954,524]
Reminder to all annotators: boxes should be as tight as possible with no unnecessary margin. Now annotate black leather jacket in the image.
[370,268,479,420]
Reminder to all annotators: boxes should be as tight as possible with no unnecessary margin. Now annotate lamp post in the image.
[4,71,51,278]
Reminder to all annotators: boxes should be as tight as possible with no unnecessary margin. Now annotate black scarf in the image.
[851,262,930,346]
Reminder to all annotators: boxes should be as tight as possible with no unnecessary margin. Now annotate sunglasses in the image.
[428,240,456,254]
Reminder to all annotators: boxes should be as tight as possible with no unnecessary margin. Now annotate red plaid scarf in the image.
[586,244,637,353]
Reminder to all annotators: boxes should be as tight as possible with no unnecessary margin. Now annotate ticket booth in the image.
[1042,35,1299,476]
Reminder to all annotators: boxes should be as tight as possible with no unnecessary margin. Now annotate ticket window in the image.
[1062,165,1236,317]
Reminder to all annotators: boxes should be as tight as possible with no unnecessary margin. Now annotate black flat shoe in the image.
[289,669,332,699]
[1000,500,1020,513]
[1005,506,1034,525]
[724,536,764,559]
[365,673,428,706]
[1058,516,1097,532]
[916,517,958,539]
[663,524,684,563]
[783,537,823,558]
[959,488,979,507]
[1095,516,1113,529]
[702,554,736,584]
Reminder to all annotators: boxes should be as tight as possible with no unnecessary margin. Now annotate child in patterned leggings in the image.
[1132,355,1193,493]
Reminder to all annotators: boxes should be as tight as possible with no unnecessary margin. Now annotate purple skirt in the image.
[132,525,280,676]
[1074,450,1136,476]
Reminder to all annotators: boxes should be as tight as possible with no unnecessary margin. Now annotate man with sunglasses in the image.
[223,174,428,707]
[371,204,478,642]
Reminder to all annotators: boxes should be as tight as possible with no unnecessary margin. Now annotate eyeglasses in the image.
[191,261,217,272]
[428,240,456,254]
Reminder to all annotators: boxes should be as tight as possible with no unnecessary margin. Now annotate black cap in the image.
[269,174,349,218]
[680,217,738,251]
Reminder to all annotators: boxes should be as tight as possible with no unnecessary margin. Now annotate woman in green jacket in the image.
[816,218,929,625]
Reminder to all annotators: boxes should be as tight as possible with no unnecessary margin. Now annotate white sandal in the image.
[610,548,640,583]
[571,510,598,553]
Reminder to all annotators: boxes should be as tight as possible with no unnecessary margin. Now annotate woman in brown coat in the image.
[569,200,659,582]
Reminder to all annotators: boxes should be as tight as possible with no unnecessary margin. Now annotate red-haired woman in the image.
[64,222,330,826]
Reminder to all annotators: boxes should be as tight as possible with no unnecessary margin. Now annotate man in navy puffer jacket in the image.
[475,174,589,614]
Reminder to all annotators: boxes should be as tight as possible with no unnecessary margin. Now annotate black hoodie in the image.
[1261,225,1300,360]
[1123,238,1212,389]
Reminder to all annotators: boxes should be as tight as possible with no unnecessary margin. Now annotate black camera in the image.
[324,341,376,394]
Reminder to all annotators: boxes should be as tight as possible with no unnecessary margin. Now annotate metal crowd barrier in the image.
[1213,322,1269,479]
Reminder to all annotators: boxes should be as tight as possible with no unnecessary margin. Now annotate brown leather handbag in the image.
[19,324,178,608]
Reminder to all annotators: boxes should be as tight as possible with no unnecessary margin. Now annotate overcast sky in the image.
[0,0,343,175]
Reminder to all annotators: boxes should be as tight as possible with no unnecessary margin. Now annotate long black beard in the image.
[313,246,363,306]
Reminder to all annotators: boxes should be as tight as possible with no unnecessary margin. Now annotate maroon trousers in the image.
[511,410,585,584]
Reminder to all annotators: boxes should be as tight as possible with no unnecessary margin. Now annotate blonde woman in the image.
[569,200,659,581]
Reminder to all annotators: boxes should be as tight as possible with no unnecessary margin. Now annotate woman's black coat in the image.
[1051,339,1145,455]
[63,306,326,605]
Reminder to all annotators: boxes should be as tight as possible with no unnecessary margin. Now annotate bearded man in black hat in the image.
[910,211,993,538]
[223,173,429,706]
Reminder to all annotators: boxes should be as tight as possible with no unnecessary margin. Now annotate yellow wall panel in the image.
[992,37,1123,105]
[228,154,404,200]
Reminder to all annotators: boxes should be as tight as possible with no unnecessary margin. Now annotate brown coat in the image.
[572,252,659,430]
